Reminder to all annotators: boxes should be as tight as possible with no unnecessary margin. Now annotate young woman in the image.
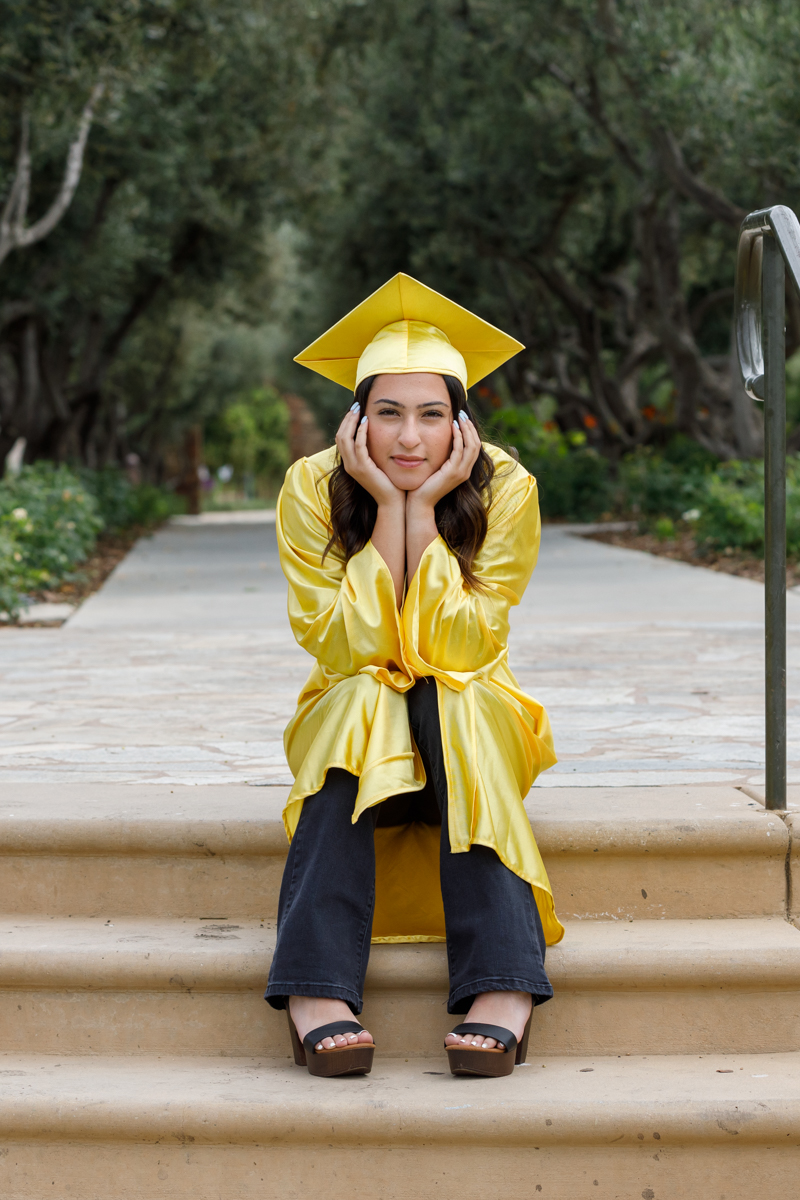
[266,275,562,1078]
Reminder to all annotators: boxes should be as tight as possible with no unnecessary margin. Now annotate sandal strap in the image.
[303,1020,366,1054]
[447,1022,517,1053]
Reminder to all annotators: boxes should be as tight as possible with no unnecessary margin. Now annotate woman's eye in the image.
[376,408,399,417]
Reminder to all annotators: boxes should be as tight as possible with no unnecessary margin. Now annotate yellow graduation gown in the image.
[276,443,563,947]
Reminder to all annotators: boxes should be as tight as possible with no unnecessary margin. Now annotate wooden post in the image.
[185,425,202,516]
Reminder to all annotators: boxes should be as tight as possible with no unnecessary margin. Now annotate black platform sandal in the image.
[445,1015,531,1078]
[287,1015,375,1078]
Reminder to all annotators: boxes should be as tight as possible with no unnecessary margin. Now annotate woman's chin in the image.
[385,468,434,491]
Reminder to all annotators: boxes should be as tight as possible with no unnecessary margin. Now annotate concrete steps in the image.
[1,1053,799,1198]
[0,782,788,918]
[1,781,798,1197]
[2,915,799,1057]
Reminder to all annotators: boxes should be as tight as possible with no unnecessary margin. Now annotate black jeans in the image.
[265,678,552,1015]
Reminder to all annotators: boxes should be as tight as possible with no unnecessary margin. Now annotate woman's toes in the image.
[358,1030,374,1044]
[481,1038,498,1049]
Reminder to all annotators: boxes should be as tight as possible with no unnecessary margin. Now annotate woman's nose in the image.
[397,419,422,448]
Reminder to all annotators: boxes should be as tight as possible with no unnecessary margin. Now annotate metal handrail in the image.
[734,204,800,810]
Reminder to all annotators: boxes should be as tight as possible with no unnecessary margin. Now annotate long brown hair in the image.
[324,374,495,589]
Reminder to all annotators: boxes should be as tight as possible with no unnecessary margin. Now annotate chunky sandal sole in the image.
[445,1016,531,1078]
[288,1015,375,1078]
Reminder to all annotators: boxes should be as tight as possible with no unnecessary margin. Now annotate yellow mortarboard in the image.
[294,273,523,392]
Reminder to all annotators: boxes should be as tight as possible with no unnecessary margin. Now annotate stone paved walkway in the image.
[1,514,799,790]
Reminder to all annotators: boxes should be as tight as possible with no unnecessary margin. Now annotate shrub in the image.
[487,405,611,520]
[0,462,177,617]
[0,465,103,603]
[0,523,28,618]
[615,444,711,520]
[691,461,764,553]
[80,467,179,532]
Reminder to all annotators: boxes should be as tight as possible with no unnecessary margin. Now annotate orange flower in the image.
[583,413,598,429]
[642,405,656,420]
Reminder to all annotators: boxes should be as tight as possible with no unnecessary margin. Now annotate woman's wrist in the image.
[377,495,406,515]
[405,494,437,520]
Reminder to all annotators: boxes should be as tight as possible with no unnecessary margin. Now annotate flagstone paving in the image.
[0,513,798,790]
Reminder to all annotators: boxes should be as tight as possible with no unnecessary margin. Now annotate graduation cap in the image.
[294,273,523,393]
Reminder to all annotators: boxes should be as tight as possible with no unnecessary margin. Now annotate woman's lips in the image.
[392,456,425,467]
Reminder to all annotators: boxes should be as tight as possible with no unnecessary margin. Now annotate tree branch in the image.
[0,81,105,268]
[543,59,643,178]
[653,129,745,229]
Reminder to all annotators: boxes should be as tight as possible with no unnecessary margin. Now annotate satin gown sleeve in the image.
[402,463,540,688]
[277,456,412,689]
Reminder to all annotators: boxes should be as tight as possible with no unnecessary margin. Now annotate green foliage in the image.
[0,463,175,616]
[487,405,611,520]
[0,463,102,581]
[615,446,712,520]
[691,462,766,554]
[683,458,800,559]
[0,464,102,612]
[488,405,800,560]
[78,468,180,532]
[0,0,311,468]
[204,387,289,488]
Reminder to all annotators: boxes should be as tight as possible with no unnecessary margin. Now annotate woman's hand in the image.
[406,411,482,513]
[335,404,406,606]
[335,405,405,509]
[405,411,482,585]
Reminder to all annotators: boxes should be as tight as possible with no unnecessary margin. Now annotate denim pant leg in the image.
[264,768,378,1015]
[406,678,553,1015]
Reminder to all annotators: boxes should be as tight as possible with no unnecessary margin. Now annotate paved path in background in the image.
[1,514,799,790]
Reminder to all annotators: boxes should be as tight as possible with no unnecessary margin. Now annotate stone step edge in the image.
[0,815,785,858]
[0,1053,797,1147]
[1,917,798,992]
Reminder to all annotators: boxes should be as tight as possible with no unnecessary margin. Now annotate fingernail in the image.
[350,402,359,413]
[360,415,367,425]
[459,409,469,422]
[453,420,459,431]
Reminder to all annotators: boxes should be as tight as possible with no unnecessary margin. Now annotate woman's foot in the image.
[288,996,374,1051]
[444,990,532,1050]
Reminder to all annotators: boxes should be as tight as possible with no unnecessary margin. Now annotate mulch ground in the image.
[586,527,800,588]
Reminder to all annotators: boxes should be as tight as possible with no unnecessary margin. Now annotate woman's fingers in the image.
[335,407,359,460]
[458,411,481,475]
[450,418,465,469]
[335,404,359,440]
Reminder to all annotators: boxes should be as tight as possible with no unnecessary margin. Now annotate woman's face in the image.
[364,373,455,492]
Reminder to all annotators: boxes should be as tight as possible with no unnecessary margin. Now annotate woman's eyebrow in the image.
[372,398,449,408]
